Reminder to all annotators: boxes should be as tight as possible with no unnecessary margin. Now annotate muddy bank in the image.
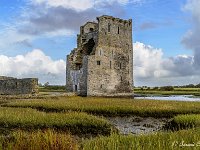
[106,116,169,135]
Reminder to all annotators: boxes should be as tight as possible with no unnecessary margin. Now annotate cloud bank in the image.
[0,49,65,85]
[134,42,199,86]
[0,41,198,86]
[182,0,200,69]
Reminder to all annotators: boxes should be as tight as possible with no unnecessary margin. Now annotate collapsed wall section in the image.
[66,56,88,96]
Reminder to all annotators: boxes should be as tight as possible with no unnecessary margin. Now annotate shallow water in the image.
[106,116,168,135]
[136,95,200,102]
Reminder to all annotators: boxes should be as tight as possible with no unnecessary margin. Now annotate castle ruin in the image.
[66,15,133,96]
[0,76,38,95]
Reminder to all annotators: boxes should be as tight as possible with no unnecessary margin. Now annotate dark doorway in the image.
[75,85,78,92]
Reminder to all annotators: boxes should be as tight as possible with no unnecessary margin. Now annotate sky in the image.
[0,0,200,86]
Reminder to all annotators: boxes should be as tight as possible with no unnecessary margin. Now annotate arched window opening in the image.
[90,28,94,32]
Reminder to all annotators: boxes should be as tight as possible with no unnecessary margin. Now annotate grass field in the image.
[1,96,200,149]
[3,96,200,117]
[83,129,200,150]
[0,107,113,135]
[0,129,78,150]
[165,114,200,130]
[39,86,66,92]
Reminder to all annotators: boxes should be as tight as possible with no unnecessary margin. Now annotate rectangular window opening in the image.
[119,63,122,69]
[108,23,111,32]
[118,27,120,34]
[97,61,101,65]
[112,50,114,58]
[110,61,112,69]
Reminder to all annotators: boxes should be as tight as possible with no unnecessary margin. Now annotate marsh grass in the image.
[39,86,66,92]
[0,129,78,150]
[166,114,200,130]
[4,96,200,117]
[83,129,200,150]
[0,107,114,135]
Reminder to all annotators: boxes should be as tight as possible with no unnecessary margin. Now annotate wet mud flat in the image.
[106,116,169,135]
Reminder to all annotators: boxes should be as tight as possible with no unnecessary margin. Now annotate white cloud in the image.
[134,42,199,86]
[134,42,167,78]
[0,49,65,85]
[30,0,140,11]
[0,42,199,86]
[31,0,94,11]
[182,0,200,68]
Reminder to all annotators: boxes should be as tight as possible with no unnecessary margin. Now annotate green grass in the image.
[39,86,66,92]
[0,129,78,150]
[166,114,200,130]
[0,107,114,135]
[2,96,200,149]
[83,129,200,150]
[3,96,200,117]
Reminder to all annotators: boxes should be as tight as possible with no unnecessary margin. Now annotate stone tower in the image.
[66,15,133,96]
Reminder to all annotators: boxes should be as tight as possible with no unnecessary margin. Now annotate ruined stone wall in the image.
[0,78,38,95]
[66,55,88,96]
[66,15,133,97]
[87,16,133,96]
[0,76,15,80]
[66,55,74,92]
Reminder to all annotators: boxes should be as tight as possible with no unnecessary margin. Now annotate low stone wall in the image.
[0,78,38,95]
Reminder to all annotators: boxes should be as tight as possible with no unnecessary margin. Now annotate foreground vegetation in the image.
[0,129,78,150]
[1,95,200,149]
[3,96,200,117]
[0,107,113,135]
[83,129,200,150]
[166,114,200,130]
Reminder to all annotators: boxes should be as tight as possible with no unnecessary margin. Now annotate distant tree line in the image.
[137,86,174,91]
[38,82,66,91]
[173,83,200,88]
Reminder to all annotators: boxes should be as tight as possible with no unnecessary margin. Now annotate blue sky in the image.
[0,0,200,86]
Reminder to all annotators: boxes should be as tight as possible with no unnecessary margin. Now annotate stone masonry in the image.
[66,15,133,96]
[0,76,38,95]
